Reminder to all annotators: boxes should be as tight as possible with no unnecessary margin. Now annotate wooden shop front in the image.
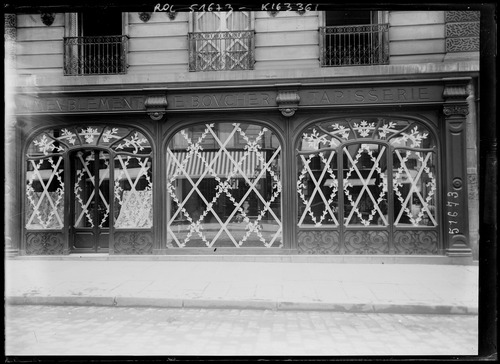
[16,77,472,258]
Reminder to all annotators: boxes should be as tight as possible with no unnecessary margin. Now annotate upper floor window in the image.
[64,10,128,75]
[188,12,255,71]
[320,11,389,67]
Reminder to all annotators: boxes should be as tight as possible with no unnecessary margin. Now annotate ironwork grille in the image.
[320,24,389,66]
[189,31,255,71]
[64,35,128,75]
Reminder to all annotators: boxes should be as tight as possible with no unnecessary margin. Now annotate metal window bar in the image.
[320,24,389,67]
[64,35,128,75]
[188,31,255,72]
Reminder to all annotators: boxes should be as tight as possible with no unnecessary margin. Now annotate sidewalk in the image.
[4,257,479,315]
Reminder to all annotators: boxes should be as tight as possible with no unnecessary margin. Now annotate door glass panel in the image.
[73,150,110,228]
[166,122,282,248]
[96,151,111,228]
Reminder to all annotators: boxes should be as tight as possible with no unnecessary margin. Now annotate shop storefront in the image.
[16,77,473,258]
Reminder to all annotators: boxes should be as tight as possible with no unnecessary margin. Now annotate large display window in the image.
[166,122,282,248]
[296,116,439,254]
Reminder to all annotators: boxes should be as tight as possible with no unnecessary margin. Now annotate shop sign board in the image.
[15,84,444,114]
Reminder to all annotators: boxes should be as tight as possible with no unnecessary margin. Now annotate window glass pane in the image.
[392,123,438,227]
[26,156,64,229]
[114,155,153,229]
[326,11,372,26]
[297,151,339,227]
[27,129,67,157]
[322,11,387,67]
[111,130,152,154]
[98,127,130,148]
[80,10,122,36]
[166,122,282,248]
[297,118,438,229]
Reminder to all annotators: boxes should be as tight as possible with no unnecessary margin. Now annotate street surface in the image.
[5,305,477,356]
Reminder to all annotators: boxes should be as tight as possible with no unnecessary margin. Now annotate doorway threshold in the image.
[68,253,110,260]
[8,254,474,265]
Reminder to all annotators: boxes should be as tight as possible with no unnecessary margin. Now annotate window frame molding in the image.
[188,11,255,32]
[64,12,129,38]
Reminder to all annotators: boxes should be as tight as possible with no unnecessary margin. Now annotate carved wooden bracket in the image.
[145,95,168,120]
[443,84,469,100]
[443,79,470,116]
[276,90,300,117]
[41,13,55,26]
[443,105,469,116]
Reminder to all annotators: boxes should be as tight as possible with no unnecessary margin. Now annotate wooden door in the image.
[70,149,111,252]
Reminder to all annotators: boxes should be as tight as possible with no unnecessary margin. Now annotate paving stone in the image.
[5,305,478,357]
[6,260,480,318]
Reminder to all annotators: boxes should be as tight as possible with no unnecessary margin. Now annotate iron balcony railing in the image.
[320,24,389,67]
[189,31,255,71]
[64,35,128,75]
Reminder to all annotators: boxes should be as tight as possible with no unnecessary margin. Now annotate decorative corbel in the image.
[443,104,469,116]
[276,90,300,117]
[145,95,168,121]
[443,83,469,100]
[41,13,55,26]
[139,12,152,22]
[442,78,470,117]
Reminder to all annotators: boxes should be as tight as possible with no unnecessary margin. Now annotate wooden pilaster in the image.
[442,78,472,256]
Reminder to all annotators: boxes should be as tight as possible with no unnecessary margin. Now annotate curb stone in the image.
[5,295,478,315]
